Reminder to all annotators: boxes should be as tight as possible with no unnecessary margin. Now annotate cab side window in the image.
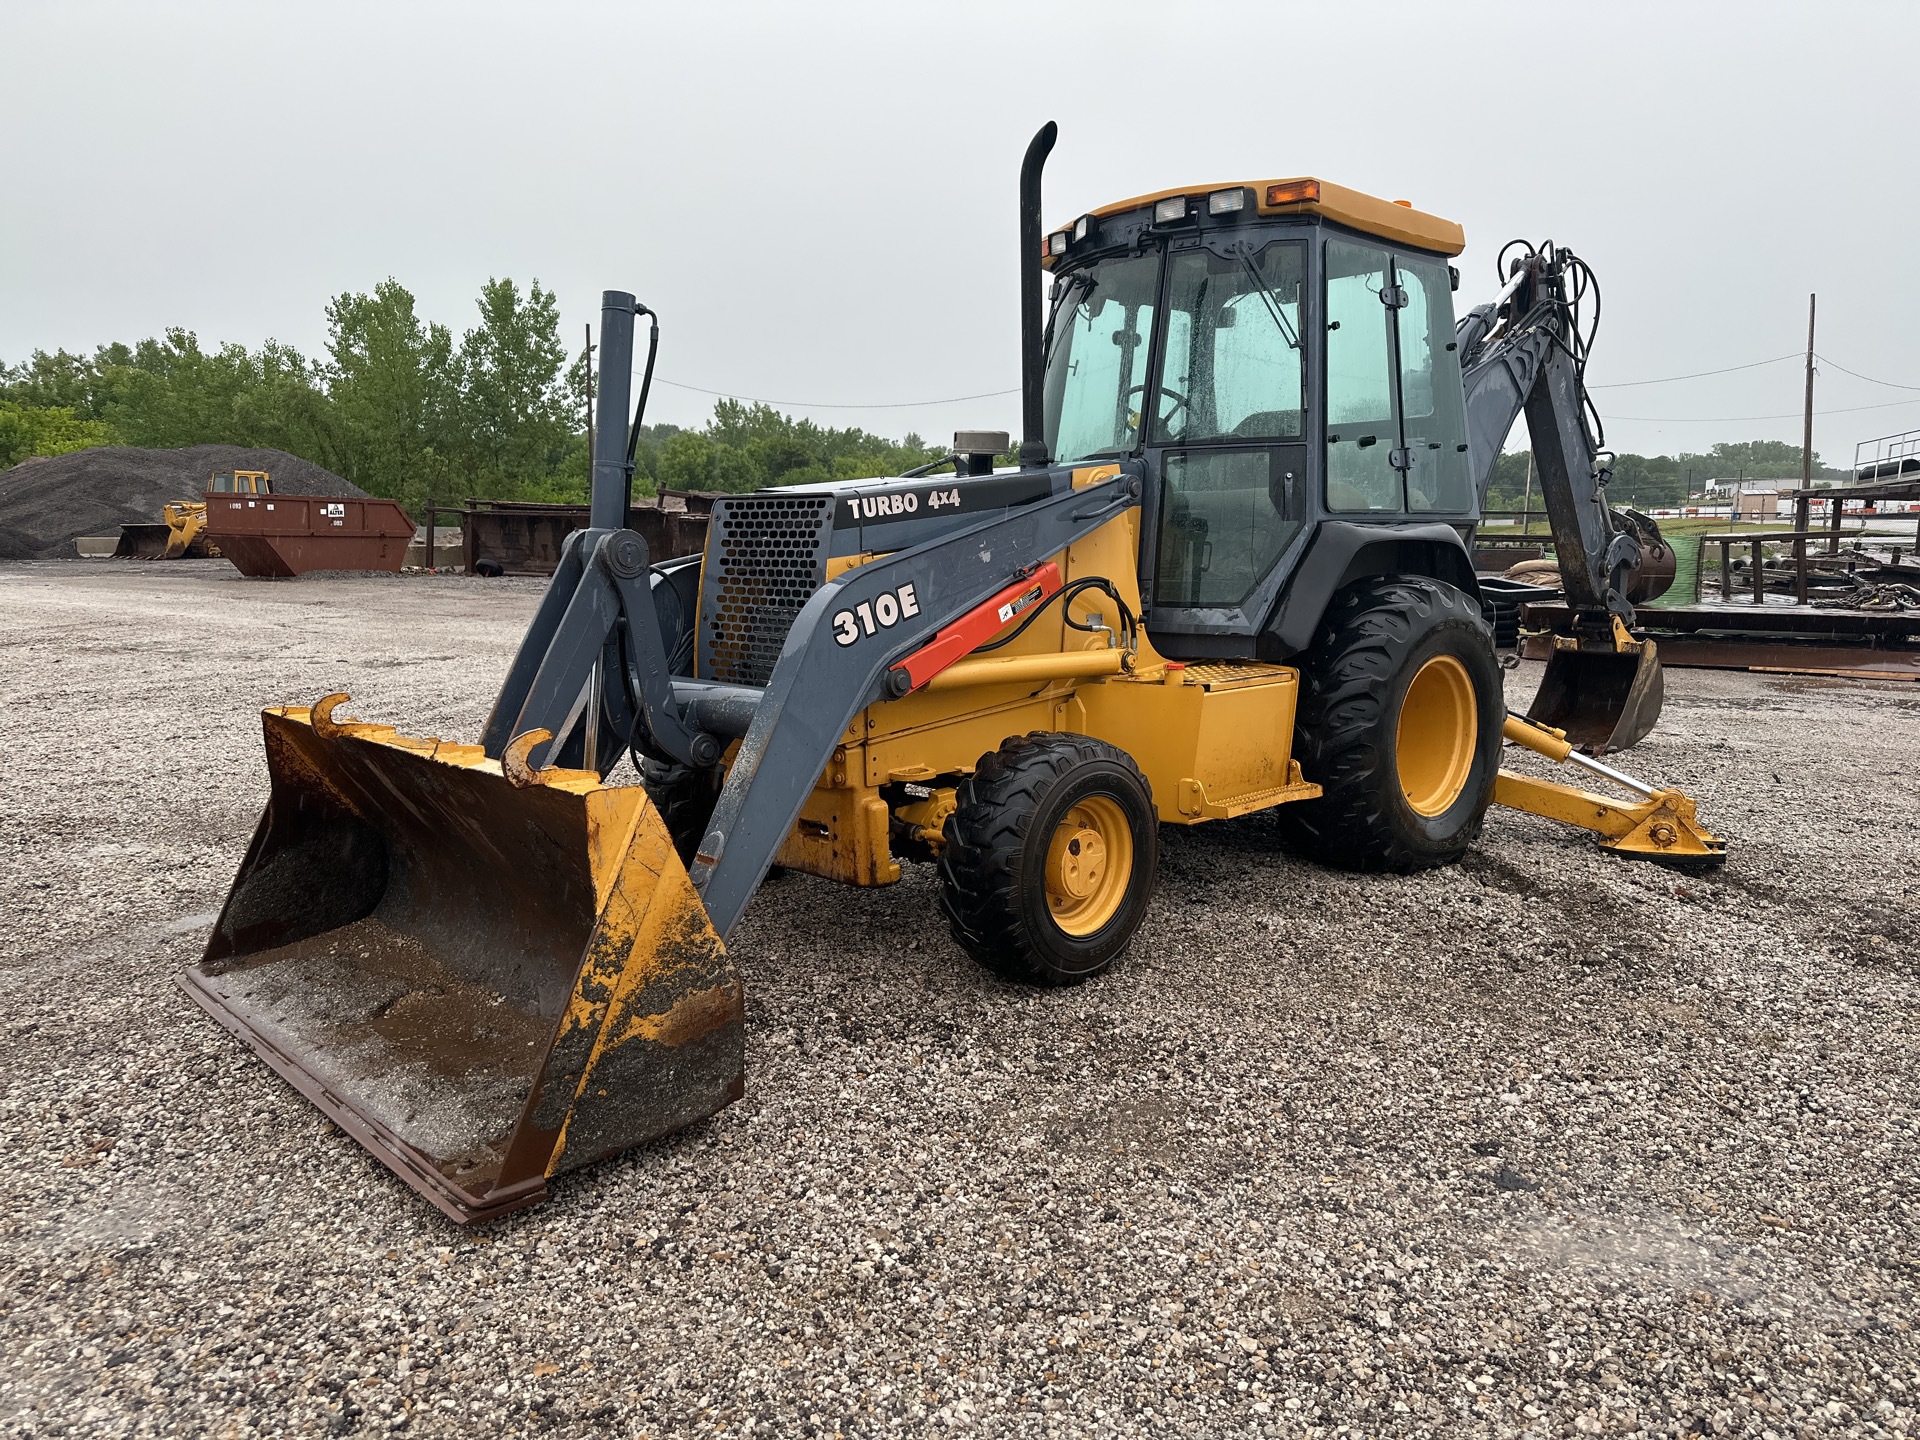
[1049,252,1159,463]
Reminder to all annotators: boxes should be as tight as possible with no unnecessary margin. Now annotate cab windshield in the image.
[1041,241,1307,464]
[1041,253,1162,464]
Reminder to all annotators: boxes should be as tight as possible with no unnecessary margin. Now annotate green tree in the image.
[0,402,115,467]
[323,280,458,506]
[233,339,340,464]
[656,430,718,491]
[1,349,98,414]
[453,278,572,492]
[1481,449,1534,511]
[1,285,948,494]
[1671,440,1839,486]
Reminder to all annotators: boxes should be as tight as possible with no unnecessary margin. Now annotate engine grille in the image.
[698,494,834,686]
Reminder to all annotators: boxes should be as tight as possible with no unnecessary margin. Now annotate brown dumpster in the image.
[205,493,415,578]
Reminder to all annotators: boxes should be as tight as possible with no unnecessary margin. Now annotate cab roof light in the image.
[1153,196,1189,225]
[1047,231,1069,257]
[1265,180,1322,207]
[1073,215,1089,242]
[1207,188,1247,216]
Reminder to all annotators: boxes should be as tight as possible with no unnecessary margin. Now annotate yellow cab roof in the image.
[1045,178,1465,265]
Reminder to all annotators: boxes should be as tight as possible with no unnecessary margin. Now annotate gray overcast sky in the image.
[4,0,1916,472]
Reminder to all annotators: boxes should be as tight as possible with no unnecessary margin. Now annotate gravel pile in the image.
[1,559,1916,1437]
[0,446,367,561]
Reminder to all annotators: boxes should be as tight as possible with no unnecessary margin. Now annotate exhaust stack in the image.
[1017,120,1058,469]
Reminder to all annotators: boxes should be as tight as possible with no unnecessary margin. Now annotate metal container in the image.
[463,493,716,576]
[205,493,415,577]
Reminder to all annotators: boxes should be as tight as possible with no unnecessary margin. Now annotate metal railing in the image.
[1853,429,1920,479]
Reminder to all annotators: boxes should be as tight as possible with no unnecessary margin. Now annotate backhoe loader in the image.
[183,124,1724,1222]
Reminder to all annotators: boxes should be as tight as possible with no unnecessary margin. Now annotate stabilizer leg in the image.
[1494,713,1726,866]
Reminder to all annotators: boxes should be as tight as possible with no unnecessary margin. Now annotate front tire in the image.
[1277,575,1502,872]
[940,734,1158,986]
[638,758,723,865]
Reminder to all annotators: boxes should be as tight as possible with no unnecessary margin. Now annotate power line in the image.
[1813,353,1920,392]
[627,348,1920,422]
[643,375,1019,410]
[1609,396,1920,423]
[1587,353,1801,389]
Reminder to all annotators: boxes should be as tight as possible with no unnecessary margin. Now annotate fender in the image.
[1262,520,1481,659]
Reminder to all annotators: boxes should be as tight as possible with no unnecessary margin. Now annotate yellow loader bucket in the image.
[113,523,172,559]
[180,696,744,1223]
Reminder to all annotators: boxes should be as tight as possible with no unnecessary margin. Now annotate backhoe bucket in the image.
[180,696,745,1223]
[1526,633,1665,756]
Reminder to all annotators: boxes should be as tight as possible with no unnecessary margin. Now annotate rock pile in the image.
[0,445,367,561]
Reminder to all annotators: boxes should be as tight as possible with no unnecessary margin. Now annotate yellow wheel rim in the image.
[1043,795,1133,938]
[1396,654,1478,817]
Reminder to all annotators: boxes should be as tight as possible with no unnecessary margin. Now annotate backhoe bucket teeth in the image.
[179,698,745,1224]
[1526,635,1665,756]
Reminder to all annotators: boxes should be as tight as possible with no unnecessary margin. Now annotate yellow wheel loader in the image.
[114,469,270,559]
[183,125,1724,1222]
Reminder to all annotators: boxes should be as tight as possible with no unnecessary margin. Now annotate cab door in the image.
[1141,236,1311,651]
[1324,240,1472,517]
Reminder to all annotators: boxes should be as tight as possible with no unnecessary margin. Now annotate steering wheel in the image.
[1126,382,1190,427]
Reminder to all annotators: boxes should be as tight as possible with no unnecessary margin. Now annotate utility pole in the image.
[1520,450,1534,536]
[584,323,597,440]
[1801,293,1816,493]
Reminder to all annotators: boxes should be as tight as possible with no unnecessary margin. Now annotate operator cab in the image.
[1040,180,1472,658]
[208,470,271,495]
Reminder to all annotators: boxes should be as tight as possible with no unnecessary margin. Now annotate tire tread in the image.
[1278,576,1499,873]
[939,733,1154,985]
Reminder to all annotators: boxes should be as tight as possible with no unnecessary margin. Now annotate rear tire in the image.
[940,734,1158,986]
[1277,575,1502,872]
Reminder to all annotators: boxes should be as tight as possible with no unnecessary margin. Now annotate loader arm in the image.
[460,298,1149,940]
[474,468,1143,939]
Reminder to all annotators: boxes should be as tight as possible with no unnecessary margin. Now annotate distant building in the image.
[1697,478,1786,518]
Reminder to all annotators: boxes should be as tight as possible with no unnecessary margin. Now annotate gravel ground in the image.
[2,559,1917,1439]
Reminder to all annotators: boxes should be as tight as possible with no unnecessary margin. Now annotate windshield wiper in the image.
[1235,251,1300,351]
[1042,271,1098,369]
